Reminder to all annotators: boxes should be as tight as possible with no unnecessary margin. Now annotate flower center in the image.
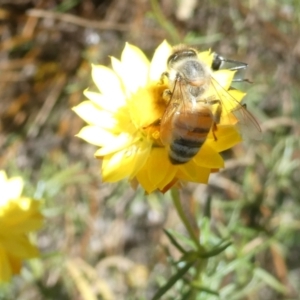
[129,82,169,147]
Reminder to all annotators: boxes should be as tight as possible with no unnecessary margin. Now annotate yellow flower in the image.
[0,170,43,283]
[73,41,243,193]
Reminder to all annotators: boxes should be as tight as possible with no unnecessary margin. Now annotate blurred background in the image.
[0,0,300,299]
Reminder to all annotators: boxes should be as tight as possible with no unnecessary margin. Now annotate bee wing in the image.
[210,77,262,139]
[160,80,192,145]
[230,102,262,140]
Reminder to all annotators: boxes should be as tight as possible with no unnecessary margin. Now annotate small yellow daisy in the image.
[73,41,244,193]
[0,170,43,283]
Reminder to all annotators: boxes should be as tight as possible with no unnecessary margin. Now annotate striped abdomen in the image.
[169,107,214,164]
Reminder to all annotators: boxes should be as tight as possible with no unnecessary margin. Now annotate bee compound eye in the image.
[168,49,197,66]
[167,53,178,66]
[186,50,197,57]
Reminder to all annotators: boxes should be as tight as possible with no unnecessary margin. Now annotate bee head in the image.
[167,48,197,67]
[168,48,210,87]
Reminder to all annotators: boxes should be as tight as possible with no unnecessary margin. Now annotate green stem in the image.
[150,0,181,44]
[171,188,201,251]
[170,189,212,298]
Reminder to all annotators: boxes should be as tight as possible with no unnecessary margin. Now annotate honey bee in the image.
[160,45,260,165]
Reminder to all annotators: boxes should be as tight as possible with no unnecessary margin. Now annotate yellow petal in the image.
[149,40,172,81]
[0,171,7,186]
[177,161,197,181]
[144,148,171,188]
[84,90,125,111]
[137,148,178,192]
[95,132,138,156]
[6,252,22,275]
[227,89,245,103]
[198,50,213,66]
[91,65,125,100]
[193,144,224,168]
[0,198,43,232]
[110,56,126,87]
[0,176,23,206]
[76,126,119,147]
[102,143,146,182]
[157,164,177,191]
[0,234,39,258]
[135,168,156,194]
[129,140,152,179]
[211,69,235,91]
[208,126,242,152]
[73,101,120,131]
[118,43,150,94]
[128,83,167,128]
[177,162,211,183]
[0,247,13,282]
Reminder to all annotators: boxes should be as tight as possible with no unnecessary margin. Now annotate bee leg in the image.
[163,89,172,101]
[212,123,218,141]
[206,99,222,125]
[142,118,161,130]
[160,72,169,84]
[213,100,222,125]
[208,99,222,141]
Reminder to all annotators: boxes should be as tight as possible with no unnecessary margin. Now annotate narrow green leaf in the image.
[254,268,288,294]
[152,262,193,300]
[198,241,231,258]
[163,229,187,254]
[170,188,201,250]
[191,282,220,296]
[180,251,198,262]
[180,288,193,300]
[150,0,181,44]
[203,195,212,218]
[165,229,198,250]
